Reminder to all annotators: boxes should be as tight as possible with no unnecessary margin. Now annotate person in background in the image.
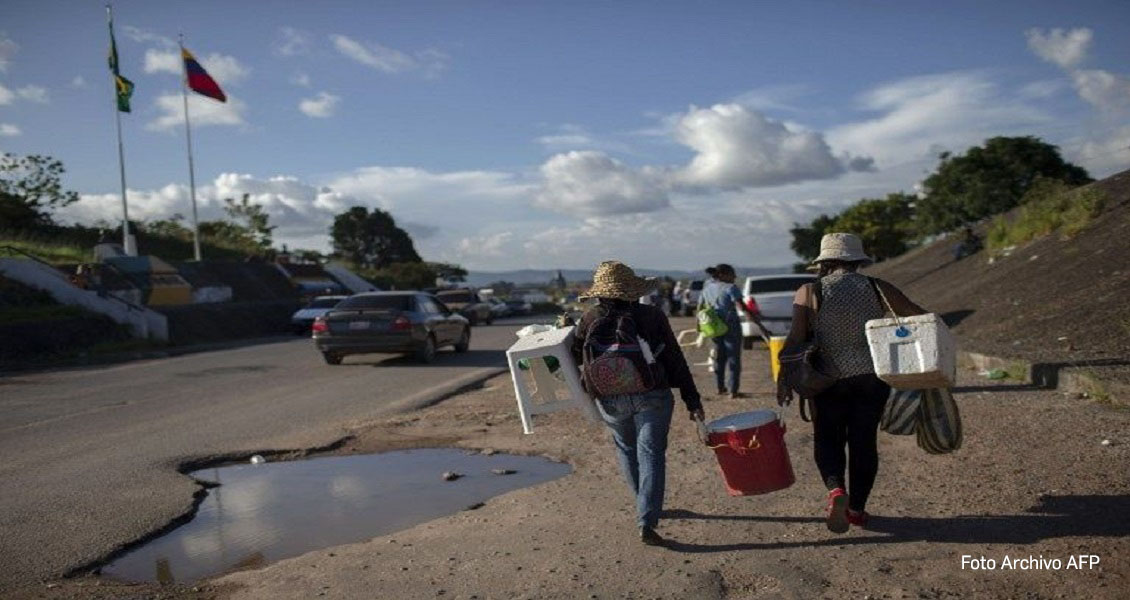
[571,261,704,547]
[698,263,756,399]
[777,233,926,533]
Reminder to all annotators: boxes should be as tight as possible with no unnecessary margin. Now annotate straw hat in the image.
[813,232,873,265]
[579,261,657,301]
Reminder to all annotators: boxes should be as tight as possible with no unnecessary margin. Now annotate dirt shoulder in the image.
[17,318,1126,600]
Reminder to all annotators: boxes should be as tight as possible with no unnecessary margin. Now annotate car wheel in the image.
[415,334,437,363]
[468,314,478,326]
[742,337,754,350]
[322,351,343,365]
[454,327,470,353]
[485,314,493,325]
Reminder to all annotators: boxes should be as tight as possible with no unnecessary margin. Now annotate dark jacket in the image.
[571,299,702,413]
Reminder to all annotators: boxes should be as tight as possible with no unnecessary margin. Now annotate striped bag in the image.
[881,388,921,435]
[915,388,963,454]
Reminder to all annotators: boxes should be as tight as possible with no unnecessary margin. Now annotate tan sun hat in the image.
[813,232,873,265]
[579,261,657,301]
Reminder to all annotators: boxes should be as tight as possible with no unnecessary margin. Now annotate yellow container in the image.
[768,336,788,382]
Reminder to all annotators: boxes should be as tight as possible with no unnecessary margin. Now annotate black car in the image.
[312,291,470,364]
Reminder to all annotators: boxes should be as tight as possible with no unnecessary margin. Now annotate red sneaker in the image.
[826,488,849,533]
[847,509,869,527]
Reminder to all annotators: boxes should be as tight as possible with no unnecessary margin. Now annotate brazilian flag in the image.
[107,21,134,113]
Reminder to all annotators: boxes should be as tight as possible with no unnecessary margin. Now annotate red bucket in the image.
[703,410,795,496]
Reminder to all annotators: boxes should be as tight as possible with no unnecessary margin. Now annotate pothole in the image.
[100,448,571,584]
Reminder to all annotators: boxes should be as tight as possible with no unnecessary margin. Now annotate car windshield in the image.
[334,295,414,310]
[437,291,474,303]
[747,277,813,294]
[307,298,343,309]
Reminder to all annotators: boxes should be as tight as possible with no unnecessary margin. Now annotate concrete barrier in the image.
[0,257,168,341]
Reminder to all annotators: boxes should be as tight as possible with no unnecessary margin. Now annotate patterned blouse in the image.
[814,272,886,378]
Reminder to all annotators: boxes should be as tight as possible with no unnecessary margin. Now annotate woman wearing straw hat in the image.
[571,261,704,547]
[777,233,925,533]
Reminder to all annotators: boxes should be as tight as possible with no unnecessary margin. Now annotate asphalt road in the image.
[0,318,536,592]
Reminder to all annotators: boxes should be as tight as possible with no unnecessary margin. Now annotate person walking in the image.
[698,263,758,399]
[572,261,704,547]
[776,233,926,533]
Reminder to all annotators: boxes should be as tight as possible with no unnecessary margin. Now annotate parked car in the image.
[435,289,493,325]
[505,298,533,316]
[739,274,816,349]
[487,297,511,318]
[312,291,470,364]
[290,295,348,334]
[680,280,705,316]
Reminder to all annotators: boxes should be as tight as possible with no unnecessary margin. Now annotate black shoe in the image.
[640,526,665,546]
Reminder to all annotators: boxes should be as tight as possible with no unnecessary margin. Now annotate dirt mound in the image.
[867,169,1130,375]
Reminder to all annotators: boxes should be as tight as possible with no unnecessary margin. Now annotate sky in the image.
[1,0,1128,272]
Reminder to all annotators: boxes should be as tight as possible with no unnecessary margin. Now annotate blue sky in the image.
[1,0,1128,271]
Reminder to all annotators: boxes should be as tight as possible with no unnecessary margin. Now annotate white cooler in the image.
[865,313,956,389]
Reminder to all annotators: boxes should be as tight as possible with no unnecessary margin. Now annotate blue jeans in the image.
[713,329,741,393]
[595,388,675,529]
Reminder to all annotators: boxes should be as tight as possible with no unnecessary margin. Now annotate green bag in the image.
[696,306,729,338]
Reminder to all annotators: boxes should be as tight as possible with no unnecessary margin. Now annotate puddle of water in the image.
[101,449,571,584]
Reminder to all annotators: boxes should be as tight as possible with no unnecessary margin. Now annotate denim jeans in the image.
[712,329,742,393]
[594,388,675,529]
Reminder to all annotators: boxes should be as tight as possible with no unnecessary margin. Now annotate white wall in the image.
[0,258,168,341]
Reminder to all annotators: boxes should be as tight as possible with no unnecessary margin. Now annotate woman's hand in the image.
[690,408,705,422]
[776,379,793,407]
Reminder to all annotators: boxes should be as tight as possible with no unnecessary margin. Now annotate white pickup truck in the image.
[739,274,815,349]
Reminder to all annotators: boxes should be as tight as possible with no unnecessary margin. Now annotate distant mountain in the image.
[465,266,795,287]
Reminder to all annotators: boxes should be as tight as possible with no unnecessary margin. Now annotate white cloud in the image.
[299,92,340,118]
[290,72,311,87]
[144,49,250,84]
[1025,27,1092,69]
[457,232,513,259]
[674,103,847,188]
[536,124,596,149]
[0,32,17,72]
[0,123,20,136]
[147,93,247,132]
[16,85,48,103]
[1071,69,1130,114]
[144,48,180,75]
[71,76,87,88]
[0,82,12,105]
[330,34,448,76]
[537,151,670,216]
[274,27,311,57]
[828,71,1052,166]
[1072,126,1130,177]
[123,26,175,48]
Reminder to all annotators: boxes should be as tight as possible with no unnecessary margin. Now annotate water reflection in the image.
[103,449,570,583]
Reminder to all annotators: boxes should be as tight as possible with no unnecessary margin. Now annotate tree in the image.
[144,213,193,240]
[831,193,916,262]
[789,214,837,262]
[224,193,275,250]
[0,153,80,229]
[330,206,421,269]
[916,136,1092,235]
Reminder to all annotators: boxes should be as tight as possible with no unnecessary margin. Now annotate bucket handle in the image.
[695,416,761,451]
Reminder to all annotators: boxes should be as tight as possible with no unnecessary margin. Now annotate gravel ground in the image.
[12,320,1127,599]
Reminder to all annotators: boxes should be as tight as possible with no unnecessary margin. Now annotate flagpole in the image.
[178,35,202,261]
[107,4,133,256]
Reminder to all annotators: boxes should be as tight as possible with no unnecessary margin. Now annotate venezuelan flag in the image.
[182,47,226,102]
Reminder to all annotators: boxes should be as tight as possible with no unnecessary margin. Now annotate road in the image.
[0,319,532,592]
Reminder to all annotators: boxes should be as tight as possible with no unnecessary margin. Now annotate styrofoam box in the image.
[865,313,956,389]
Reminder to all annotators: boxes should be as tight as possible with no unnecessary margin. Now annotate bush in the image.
[986,178,1106,250]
